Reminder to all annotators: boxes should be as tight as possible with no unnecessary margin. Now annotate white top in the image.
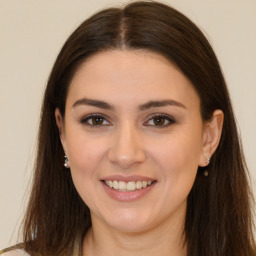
[0,249,30,256]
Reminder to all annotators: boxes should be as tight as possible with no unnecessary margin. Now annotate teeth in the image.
[136,181,142,189]
[104,180,153,191]
[113,180,118,190]
[127,181,136,191]
[119,181,126,190]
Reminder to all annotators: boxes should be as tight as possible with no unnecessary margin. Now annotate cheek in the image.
[66,136,108,207]
[65,124,105,163]
[151,127,203,181]
[65,130,109,189]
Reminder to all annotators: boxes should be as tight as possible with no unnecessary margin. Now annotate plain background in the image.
[0,0,255,249]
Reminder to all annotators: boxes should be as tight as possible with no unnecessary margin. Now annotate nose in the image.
[107,122,146,169]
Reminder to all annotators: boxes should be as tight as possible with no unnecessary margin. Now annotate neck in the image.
[82,205,187,256]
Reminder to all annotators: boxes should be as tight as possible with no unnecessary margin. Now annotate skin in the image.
[56,50,223,256]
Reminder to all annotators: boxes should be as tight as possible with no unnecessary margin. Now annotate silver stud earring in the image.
[205,158,210,165]
[64,155,69,168]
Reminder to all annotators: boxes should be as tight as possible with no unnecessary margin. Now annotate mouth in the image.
[100,175,157,201]
[104,180,155,192]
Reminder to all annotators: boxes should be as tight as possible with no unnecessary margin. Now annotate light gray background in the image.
[0,0,255,248]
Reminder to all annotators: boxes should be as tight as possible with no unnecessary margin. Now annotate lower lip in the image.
[102,181,156,202]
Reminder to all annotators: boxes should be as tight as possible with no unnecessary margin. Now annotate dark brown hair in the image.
[9,1,256,255]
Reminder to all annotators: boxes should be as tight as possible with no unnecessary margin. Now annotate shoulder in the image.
[0,249,30,256]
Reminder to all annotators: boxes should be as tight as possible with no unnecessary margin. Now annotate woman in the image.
[1,1,255,255]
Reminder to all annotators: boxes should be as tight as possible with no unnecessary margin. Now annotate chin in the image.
[102,208,154,233]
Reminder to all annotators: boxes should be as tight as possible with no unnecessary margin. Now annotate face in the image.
[56,50,212,233]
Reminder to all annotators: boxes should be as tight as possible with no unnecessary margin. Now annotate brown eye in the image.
[145,114,175,127]
[81,114,110,126]
[153,117,166,125]
[91,116,104,125]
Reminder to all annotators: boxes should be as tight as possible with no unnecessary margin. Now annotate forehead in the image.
[67,49,200,109]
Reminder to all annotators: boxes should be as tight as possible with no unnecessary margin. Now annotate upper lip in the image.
[101,175,156,182]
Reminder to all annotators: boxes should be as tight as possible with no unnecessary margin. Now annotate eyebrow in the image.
[72,98,114,110]
[72,98,186,110]
[139,100,186,111]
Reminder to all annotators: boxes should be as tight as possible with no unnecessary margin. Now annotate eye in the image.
[81,114,111,126]
[144,114,175,127]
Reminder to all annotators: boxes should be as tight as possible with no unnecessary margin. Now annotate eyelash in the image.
[144,114,175,128]
[81,114,111,127]
[80,113,175,128]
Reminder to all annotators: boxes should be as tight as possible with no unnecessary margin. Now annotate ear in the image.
[199,109,224,167]
[55,108,68,154]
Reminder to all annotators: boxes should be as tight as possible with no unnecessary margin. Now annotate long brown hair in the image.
[11,1,256,255]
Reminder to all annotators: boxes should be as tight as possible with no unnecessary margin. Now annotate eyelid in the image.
[80,113,112,126]
[80,112,175,128]
[144,113,176,127]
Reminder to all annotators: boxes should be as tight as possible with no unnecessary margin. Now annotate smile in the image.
[104,180,153,191]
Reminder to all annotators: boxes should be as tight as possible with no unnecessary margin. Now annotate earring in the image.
[203,157,210,177]
[203,170,209,177]
[205,158,210,165]
[64,155,70,168]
